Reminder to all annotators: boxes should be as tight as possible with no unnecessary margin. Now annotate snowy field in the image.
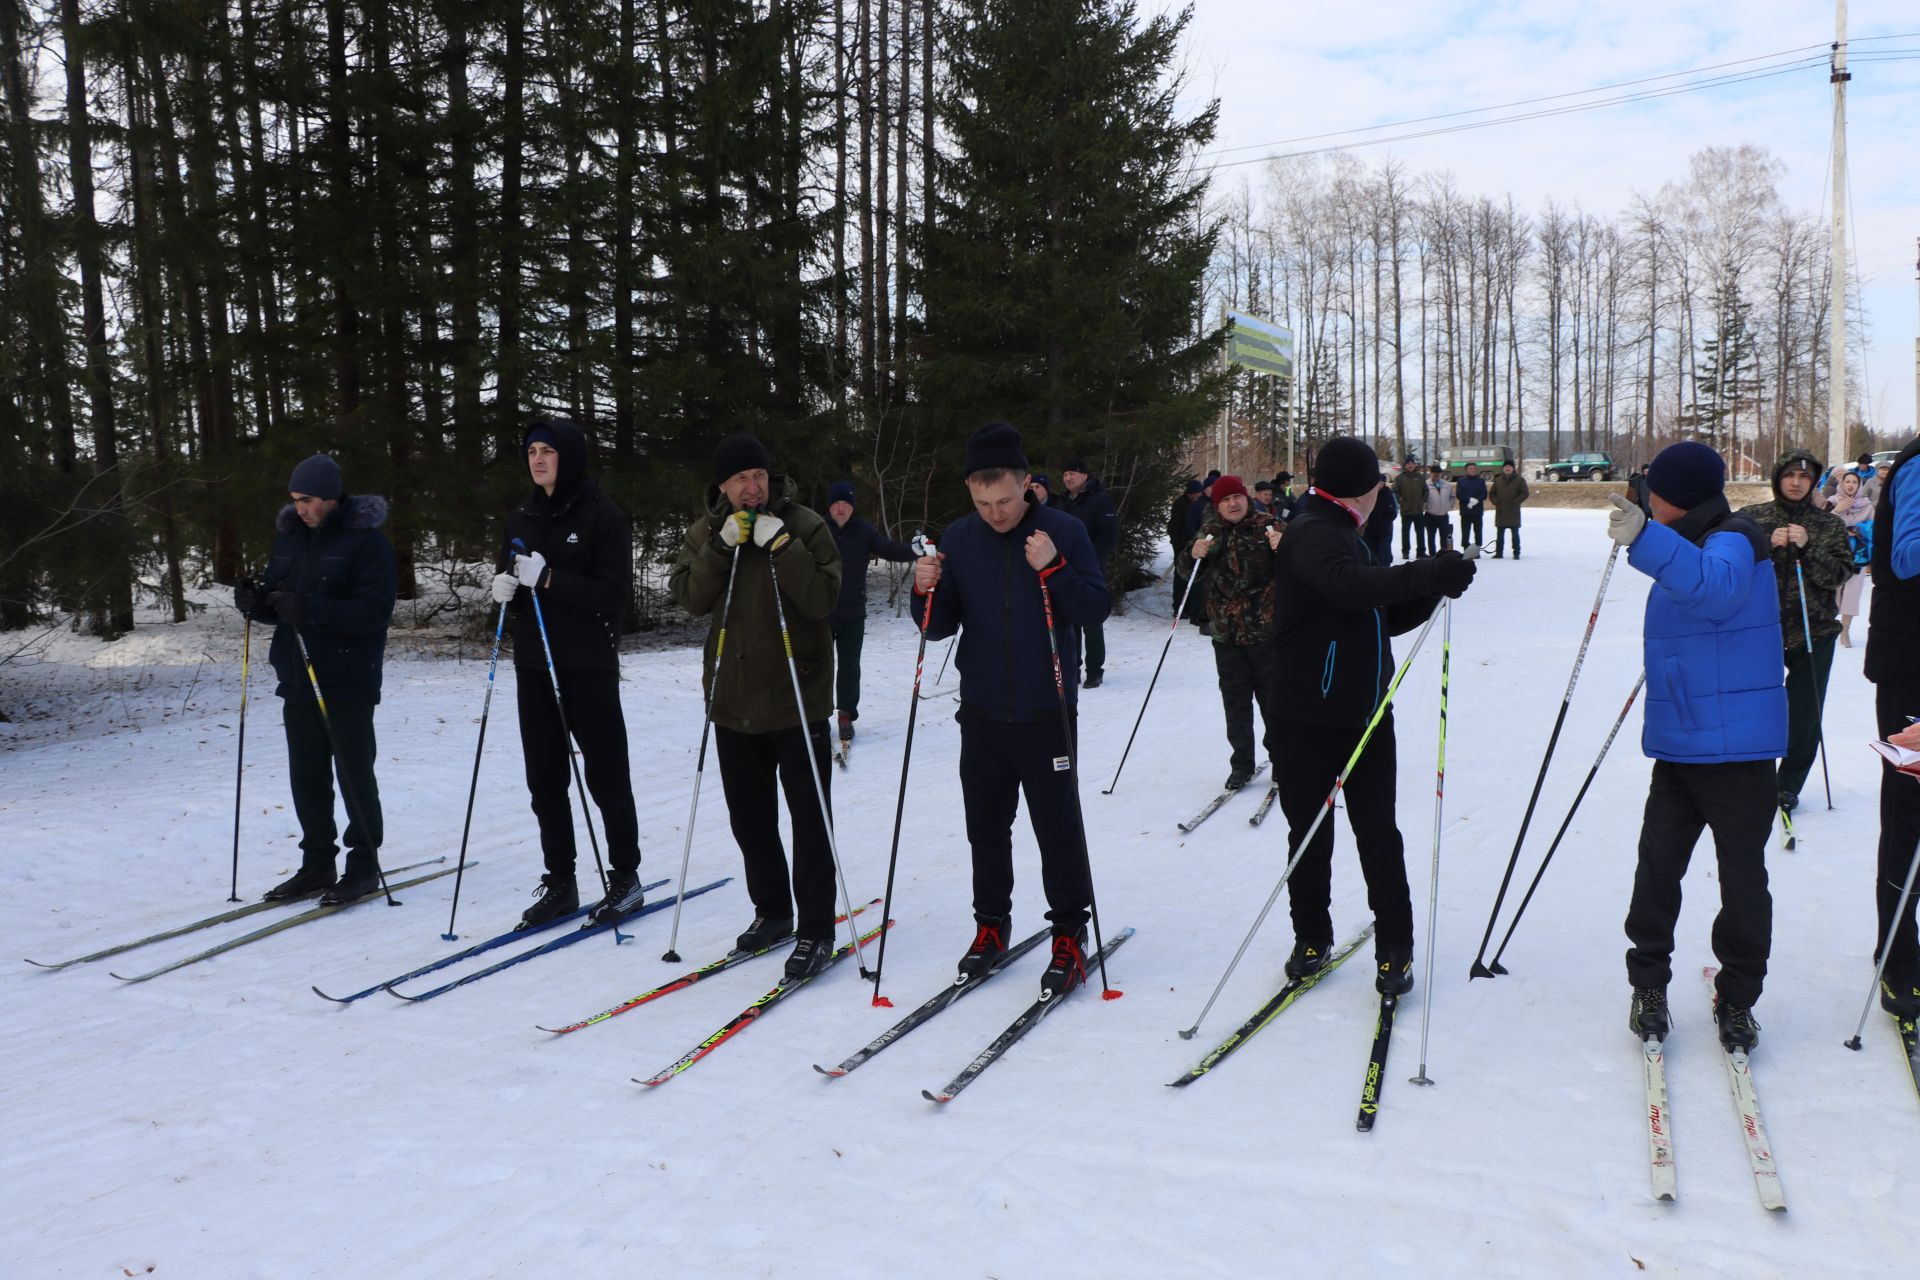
[2,509,1910,1279]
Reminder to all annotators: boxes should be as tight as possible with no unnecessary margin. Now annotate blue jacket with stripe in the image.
[1626,495,1786,764]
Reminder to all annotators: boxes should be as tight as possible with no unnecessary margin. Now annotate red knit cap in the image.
[1211,474,1248,502]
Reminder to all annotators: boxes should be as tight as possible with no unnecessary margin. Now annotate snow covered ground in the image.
[2,509,1910,1278]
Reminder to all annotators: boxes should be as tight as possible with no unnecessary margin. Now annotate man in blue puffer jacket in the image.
[1605,441,1785,1054]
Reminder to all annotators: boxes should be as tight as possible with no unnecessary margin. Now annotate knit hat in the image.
[1030,473,1053,492]
[288,453,343,501]
[1204,469,1221,486]
[1253,479,1275,493]
[962,422,1028,478]
[713,431,772,484]
[1646,441,1725,511]
[1211,475,1248,503]
[1311,437,1383,499]
[1274,472,1293,486]
[1184,478,1204,495]
[826,480,856,508]
[524,424,559,451]
[1062,456,1090,476]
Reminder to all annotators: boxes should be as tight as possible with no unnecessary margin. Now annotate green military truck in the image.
[1540,450,1615,482]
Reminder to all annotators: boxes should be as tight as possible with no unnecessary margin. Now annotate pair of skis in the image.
[1176,764,1273,834]
[1638,967,1785,1211]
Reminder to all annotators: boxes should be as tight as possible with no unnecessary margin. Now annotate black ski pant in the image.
[1874,674,1920,977]
[1778,636,1835,802]
[1214,641,1280,775]
[1076,620,1106,679]
[1624,759,1774,1008]
[1459,507,1484,546]
[283,696,382,871]
[1494,526,1522,557]
[958,712,1094,934]
[715,720,838,939]
[1399,513,1422,558]
[1423,513,1452,552]
[833,619,865,721]
[515,666,641,879]
[1274,715,1414,950]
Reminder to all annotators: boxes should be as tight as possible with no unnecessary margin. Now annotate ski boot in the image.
[956,914,1011,982]
[1223,766,1254,791]
[1284,935,1335,980]
[735,914,795,953]
[320,852,382,906]
[1375,943,1414,996]
[783,934,835,981]
[1880,968,1920,1019]
[1629,986,1670,1041]
[1039,926,1088,999]
[1714,1000,1761,1051]
[588,870,645,925]
[262,861,336,902]
[517,874,580,930]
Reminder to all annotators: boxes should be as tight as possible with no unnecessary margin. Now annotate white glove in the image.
[751,512,791,553]
[1606,494,1646,547]
[513,550,548,588]
[1470,497,1481,508]
[912,533,936,557]
[490,572,518,604]
[719,509,755,547]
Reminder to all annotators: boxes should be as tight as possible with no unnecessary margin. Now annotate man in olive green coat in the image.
[670,432,847,979]
[1490,461,1530,558]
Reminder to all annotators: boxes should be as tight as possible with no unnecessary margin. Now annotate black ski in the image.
[1178,764,1269,833]
[1779,806,1796,851]
[1355,993,1400,1131]
[922,927,1134,1104]
[814,927,1051,1078]
[24,855,446,972]
[1169,924,1375,1087]
[109,862,462,983]
[1898,1011,1920,1103]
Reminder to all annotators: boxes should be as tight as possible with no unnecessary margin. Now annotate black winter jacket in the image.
[1060,475,1120,563]
[828,515,917,627]
[1271,493,1446,727]
[253,495,396,703]
[500,421,630,671]
[916,499,1110,721]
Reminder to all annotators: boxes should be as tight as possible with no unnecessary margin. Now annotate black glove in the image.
[266,590,309,630]
[233,577,262,616]
[1423,549,1476,599]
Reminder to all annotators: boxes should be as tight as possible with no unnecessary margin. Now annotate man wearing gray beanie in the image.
[232,453,396,904]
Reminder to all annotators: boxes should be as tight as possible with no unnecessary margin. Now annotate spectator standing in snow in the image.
[1059,458,1119,689]
[822,480,917,753]
[1455,462,1489,550]
[1392,459,1428,558]
[1829,470,1874,646]
[1169,478,1206,619]
[1423,464,1455,553]
[1865,434,1920,1021]
[233,453,396,906]
[670,432,846,981]
[1606,441,1785,1051]
[1364,476,1397,566]
[1028,474,1055,508]
[1190,475,1282,792]
[1491,460,1530,558]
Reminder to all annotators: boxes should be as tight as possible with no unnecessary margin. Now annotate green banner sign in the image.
[1226,310,1293,378]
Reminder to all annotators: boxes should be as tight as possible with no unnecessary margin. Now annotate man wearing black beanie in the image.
[1268,437,1474,994]
[912,422,1112,998]
[671,432,851,981]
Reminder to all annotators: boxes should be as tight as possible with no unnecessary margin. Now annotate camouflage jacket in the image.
[1737,495,1853,649]
[1198,509,1279,646]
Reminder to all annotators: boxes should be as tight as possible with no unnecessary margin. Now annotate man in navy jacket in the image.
[913,423,1111,999]
[1606,442,1786,1052]
[1455,462,1489,550]
[1059,457,1119,688]
[233,453,396,905]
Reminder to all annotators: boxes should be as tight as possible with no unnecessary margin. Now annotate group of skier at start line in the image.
[229,418,1920,1048]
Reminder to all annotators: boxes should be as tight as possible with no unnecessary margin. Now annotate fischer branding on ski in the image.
[1355,994,1399,1132]
[1169,924,1375,1087]
[814,926,1050,1078]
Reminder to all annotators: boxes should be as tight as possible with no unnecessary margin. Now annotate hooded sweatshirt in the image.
[1736,448,1853,650]
[501,421,632,671]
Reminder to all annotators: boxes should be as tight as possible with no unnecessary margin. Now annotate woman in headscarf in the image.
[1831,468,1875,646]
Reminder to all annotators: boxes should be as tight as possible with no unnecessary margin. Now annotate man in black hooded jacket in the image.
[233,453,396,905]
[491,419,645,929]
[1059,458,1119,688]
[1270,437,1475,994]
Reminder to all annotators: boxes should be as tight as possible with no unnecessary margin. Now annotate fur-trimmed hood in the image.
[276,494,390,534]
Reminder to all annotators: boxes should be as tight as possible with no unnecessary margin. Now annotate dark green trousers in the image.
[832,619,864,720]
[1778,635,1835,802]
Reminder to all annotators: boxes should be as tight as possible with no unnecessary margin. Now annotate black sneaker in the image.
[1629,986,1670,1041]
[320,853,382,906]
[1714,1000,1760,1051]
[1284,935,1335,980]
[262,863,336,902]
[1039,927,1088,999]
[956,914,1012,983]
[1083,671,1103,689]
[517,874,579,930]
[783,935,835,981]
[1375,944,1414,996]
[587,870,645,925]
[1880,969,1920,1019]
[1224,767,1254,791]
[735,914,795,953]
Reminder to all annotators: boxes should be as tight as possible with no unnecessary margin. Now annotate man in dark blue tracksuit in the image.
[1608,442,1786,1051]
[824,479,918,747]
[914,423,1111,998]
[233,453,396,905]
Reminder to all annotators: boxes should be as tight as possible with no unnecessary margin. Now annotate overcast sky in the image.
[1159,0,1920,440]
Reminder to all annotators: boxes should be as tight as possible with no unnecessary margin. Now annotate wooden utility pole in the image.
[1827,1,1850,468]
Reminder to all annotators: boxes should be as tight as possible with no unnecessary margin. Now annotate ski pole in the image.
[1793,552,1833,810]
[512,538,624,943]
[1102,556,1205,795]
[932,636,955,688]
[291,629,398,907]
[1844,824,1920,1050]
[1410,597,1452,1087]
[1486,673,1646,974]
[662,542,743,963]
[442,599,509,941]
[1037,569,1120,1000]
[227,615,252,902]
[870,534,936,1006]
[1180,599,1445,1040]
[766,545,871,977]
[1470,542,1620,978]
